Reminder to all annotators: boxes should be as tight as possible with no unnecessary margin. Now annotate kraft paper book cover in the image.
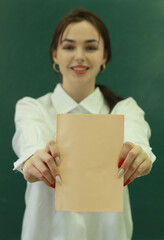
[55,114,124,212]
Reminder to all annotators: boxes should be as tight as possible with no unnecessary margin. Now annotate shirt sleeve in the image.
[12,97,55,173]
[111,97,156,163]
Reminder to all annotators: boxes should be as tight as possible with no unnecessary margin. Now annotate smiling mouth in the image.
[71,67,89,71]
[71,67,90,74]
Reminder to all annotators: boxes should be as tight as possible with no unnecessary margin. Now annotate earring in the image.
[100,63,106,73]
[53,63,60,73]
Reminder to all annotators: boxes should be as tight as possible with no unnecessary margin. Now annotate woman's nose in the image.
[75,48,85,62]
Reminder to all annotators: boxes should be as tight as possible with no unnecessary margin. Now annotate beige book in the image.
[55,114,124,212]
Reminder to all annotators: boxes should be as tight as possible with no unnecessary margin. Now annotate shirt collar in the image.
[51,83,107,114]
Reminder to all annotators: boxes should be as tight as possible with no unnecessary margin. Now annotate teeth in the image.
[72,68,88,71]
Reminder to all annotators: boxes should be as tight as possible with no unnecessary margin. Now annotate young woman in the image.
[12,8,156,240]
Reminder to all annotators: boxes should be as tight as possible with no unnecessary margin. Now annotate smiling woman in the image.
[51,20,107,102]
[12,8,156,240]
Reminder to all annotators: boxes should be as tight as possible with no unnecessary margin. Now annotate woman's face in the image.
[53,20,107,89]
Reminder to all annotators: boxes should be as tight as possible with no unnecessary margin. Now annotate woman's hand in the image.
[118,142,152,186]
[23,140,61,188]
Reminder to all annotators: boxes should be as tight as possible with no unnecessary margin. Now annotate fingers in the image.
[30,154,55,185]
[23,154,55,187]
[119,142,134,163]
[23,159,53,187]
[125,158,152,185]
[118,142,135,177]
[45,140,60,166]
[23,140,62,188]
[23,160,43,182]
[44,141,61,181]
[121,145,144,179]
[118,142,152,186]
[34,149,62,185]
[123,153,145,183]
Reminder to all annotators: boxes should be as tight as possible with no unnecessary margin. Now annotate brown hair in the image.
[50,8,123,111]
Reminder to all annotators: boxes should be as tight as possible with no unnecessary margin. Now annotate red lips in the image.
[71,65,89,69]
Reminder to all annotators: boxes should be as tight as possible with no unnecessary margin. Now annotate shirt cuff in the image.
[13,151,35,173]
[140,145,156,163]
[13,141,47,173]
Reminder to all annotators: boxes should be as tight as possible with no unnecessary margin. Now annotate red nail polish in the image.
[50,183,55,188]
[118,158,124,168]
[124,179,131,187]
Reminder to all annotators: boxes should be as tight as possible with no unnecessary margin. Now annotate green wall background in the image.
[0,0,164,239]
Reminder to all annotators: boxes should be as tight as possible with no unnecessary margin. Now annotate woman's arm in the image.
[12,97,53,171]
[111,97,156,186]
[12,97,61,187]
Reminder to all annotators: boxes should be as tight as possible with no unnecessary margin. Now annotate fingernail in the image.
[118,158,124,168]
[55,156,60,166]
[124,179,131,187]
[55,176,62,185]
[118,168,125,178]
[50,183,55,188]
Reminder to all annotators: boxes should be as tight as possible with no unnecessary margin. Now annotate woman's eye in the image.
[63,45,74,50]
[86,46,97,51]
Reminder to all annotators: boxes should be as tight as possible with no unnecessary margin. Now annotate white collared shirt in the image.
[12,83,156,240]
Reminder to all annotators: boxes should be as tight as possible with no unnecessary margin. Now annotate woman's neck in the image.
[61,82,95,103]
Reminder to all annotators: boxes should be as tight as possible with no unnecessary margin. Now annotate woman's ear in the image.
[103,51,108,64]
[52,50,59,64]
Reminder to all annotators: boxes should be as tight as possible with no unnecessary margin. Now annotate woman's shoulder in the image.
[15,91,54,117]
[16,92,53,108]
[111,97,145,115]
[117,97,138,107]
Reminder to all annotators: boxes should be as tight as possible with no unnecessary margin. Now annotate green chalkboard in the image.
[0,1,163,239]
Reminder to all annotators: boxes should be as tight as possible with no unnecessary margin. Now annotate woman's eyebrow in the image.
[61,39,99,43]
